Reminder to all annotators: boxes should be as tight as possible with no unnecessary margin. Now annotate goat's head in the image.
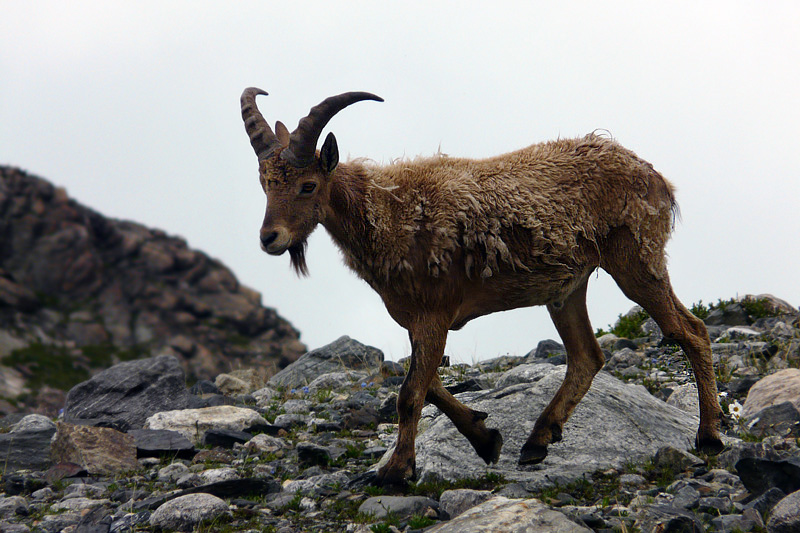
[241,88,382,275]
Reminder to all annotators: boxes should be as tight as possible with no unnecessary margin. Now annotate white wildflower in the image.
[728,400,743,420]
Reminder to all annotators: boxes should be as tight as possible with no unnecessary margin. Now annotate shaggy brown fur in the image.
[242,90,724,489]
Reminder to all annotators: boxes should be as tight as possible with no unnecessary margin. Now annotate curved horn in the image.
[241,88,281,160]
[282,92,383,167]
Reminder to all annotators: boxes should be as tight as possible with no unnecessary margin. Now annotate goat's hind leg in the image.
[426,376,503,464]
[520,279,606,464]
[602,230,723,454]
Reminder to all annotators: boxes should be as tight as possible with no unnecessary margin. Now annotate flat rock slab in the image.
[404,365,699,487]
[427,496,591,532]
[144,405,264,444]
[128,429,195,457]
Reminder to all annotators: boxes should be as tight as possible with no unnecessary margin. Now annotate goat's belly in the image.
[451,268,592,330]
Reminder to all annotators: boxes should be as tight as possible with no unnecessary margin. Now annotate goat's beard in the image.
[288,240,309,277]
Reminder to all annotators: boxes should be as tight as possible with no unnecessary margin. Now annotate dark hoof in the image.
[519,443,548,465]
[471,409,489,422]
[374,471,410,493]
[696,436,725,456]
[475,428,503,465]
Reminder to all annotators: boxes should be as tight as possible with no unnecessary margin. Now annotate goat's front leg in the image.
[376,316,447,489]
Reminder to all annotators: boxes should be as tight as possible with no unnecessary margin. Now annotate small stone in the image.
[297,442,332,466]
[358,495,438,520]
[439,489,493,519]
[149,493,230,532]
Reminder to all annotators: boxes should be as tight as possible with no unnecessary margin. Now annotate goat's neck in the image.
[322,163,374,266]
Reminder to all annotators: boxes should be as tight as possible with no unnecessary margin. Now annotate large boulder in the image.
[268,336,383,390]
[63,354,190,430]
[384,364,699,487]
[742,369,800,419]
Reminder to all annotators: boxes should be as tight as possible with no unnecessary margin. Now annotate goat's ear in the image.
[275,121,290,146]
[320,132,339,174]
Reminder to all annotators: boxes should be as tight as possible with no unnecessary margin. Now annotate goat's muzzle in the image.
[260,227,290,255]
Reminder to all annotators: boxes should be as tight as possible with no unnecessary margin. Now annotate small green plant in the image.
[283,491,303,512]
[596,309,650,339]
[408,514,437,528]
[409,471,507,499]
[690,300,710,320]
[370,524,392,533]
[364,485,385,496]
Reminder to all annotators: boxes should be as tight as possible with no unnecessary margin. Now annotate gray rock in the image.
[767,489,800,533]
[494,363,554,390]
[158,463,190,482]
[654,446,704,475]
[272,413,308,430]
[282,399,312,414]
[633,504,705,533]
[110,512,151,532]
[10,414,55,433]
[306,370,368,392]
[746,401,800,438]
[524,339,566,361]
[128,429,194,457]
[427,496,591,532]
[144,405,264,444]
[705,303,751,326]
[399,366,699,486]
[665,383,700,415]
[605,347,644,370]
[202,428,252,448]
[742,368,800,419]
[439,489,493,518]
[641,317,664,343]
[710,513,759,533]
[358,495,438,520]
[297,442,332,466]
[735,456,800,497]
[0,423,56,472]
[63,354,190,430]
[671,485,700,510]
[268,336,383,389]
[149,493,230,532]
[745,487,786,515]
[0,521,30,533]
[0,496,28,519]
[198,468,239,484]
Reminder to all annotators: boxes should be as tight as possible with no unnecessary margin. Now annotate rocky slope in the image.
[0,166,305,416]
[1,297,798,532]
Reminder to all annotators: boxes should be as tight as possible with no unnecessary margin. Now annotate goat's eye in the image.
[300,182,317,195]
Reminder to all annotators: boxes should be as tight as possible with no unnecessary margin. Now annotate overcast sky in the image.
[2,2,798,363]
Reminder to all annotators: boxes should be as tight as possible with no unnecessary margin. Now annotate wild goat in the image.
[240,88,724,487]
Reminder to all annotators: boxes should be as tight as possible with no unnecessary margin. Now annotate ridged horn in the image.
[282,92,383,167]
[241,88,281,161]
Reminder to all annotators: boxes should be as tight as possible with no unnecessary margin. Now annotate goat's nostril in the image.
[261,232,278,247]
